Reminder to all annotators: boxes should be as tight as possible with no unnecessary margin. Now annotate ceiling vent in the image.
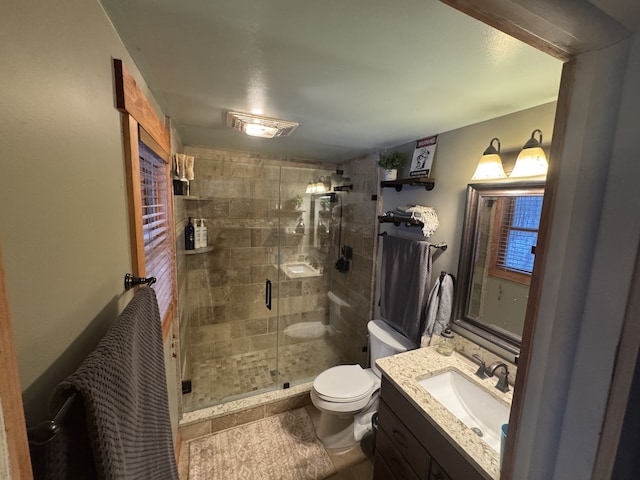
[226,111,299,139]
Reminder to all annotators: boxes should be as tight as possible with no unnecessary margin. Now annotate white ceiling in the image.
[99,0,563,162]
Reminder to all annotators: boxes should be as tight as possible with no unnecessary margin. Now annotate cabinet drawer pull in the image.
[389,457,409,479]
[392,429,408,448]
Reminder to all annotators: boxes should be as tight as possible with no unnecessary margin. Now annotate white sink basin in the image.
[418,370,509,452]
[280,262,322,278]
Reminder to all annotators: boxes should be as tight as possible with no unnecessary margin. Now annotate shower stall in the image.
[177,152,369,412]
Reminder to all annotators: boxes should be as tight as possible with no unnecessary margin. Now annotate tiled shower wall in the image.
[332,153,379,367]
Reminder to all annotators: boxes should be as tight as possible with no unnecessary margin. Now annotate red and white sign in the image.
[410,135,438,177]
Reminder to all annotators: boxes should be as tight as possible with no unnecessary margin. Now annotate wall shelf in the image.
[273,209,305,215]
[380,176,435,191]
[378,215,424,228]
[184,246,215,255]
[177,195,214,201]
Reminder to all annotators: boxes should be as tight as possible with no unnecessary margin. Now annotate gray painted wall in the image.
[0,0,180,434]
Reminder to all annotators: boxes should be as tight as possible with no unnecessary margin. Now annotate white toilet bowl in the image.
[311,364,380,449]
[310,319,414,449]
[311,365,380,413]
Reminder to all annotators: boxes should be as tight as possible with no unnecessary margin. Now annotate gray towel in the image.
[380,235,432,345]
[47,287,178,480]
[421,273,455,345]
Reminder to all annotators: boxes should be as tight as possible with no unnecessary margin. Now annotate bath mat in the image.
[188,408,336,480]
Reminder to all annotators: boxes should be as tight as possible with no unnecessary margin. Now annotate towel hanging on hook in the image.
[421,272,455,346]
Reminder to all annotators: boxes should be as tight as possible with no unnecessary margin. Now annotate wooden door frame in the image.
[0,243,33,479]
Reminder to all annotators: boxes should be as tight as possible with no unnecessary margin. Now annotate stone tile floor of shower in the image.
[184,336,346,410]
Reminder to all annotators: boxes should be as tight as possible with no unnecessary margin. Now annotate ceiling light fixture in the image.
[510,129,548,178]
[226,111,299,139]
[471,138,507,180]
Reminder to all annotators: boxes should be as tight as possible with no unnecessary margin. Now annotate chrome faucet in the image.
[487,362,510,393]
[472,354,489,379]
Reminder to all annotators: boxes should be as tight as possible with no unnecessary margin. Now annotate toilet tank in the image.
[368,320,415,378]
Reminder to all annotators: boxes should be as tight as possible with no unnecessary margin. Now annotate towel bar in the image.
[124,273,156,290]
[377,232,447,251]
[27,392,77,445]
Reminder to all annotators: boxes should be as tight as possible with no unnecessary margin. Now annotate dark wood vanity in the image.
[374,376,486,480]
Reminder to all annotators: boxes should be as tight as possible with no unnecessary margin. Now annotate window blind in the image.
[138,140,174,322]
[491,196,543,284]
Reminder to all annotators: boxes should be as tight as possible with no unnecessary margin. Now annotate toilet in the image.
[310,306,415,449]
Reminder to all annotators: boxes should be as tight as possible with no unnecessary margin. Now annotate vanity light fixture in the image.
[305,181,316,194]
[471,138,507,180]
[226,111,299,139]
[510,129,548,178]
[305,178,329,194]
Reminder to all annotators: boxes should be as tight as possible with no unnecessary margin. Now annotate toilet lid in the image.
[313,365,375,402]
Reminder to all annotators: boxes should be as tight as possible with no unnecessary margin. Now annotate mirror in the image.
[453,181,545,353]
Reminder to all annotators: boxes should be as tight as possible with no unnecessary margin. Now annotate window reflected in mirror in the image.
[455,182,545,354]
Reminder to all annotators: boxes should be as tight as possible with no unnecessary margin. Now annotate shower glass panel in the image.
[275,166,344,389]
[183,162,281,410]
[183,160,341,412]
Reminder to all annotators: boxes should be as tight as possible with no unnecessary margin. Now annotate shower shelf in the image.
[380,177,435,191]
[273,209,306,216]
[179,195,214,201]
[378,215,423,228]
[184,246,215,255]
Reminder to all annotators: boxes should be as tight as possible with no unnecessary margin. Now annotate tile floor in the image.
[178,404,374,480]
[184,336,345,410]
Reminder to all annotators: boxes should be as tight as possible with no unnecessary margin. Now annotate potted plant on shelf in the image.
[378,151,407,181]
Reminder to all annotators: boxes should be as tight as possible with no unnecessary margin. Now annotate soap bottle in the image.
[185,217,195,250]
[193,218,201,249]
[295,218,305,234]
[196,218,204,249]
[436,327,455,356]
[200,219,207,248]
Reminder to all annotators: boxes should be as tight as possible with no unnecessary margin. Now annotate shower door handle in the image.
[265,279,272,310]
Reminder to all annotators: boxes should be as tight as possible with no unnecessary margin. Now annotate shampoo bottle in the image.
[185,217,195,250]
[200,219,207,248]
[194,219,202,249]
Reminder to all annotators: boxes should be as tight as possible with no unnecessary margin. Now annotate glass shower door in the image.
[184,161,282,409]
[183,160,345,411]
[274,166,343,388]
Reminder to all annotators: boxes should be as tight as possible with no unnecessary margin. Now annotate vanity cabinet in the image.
[374,376,485,480]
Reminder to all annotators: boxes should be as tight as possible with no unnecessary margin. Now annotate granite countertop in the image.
[376,347,513,480]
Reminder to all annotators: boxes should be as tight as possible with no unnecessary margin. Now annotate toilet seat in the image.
[313,365,376,403]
